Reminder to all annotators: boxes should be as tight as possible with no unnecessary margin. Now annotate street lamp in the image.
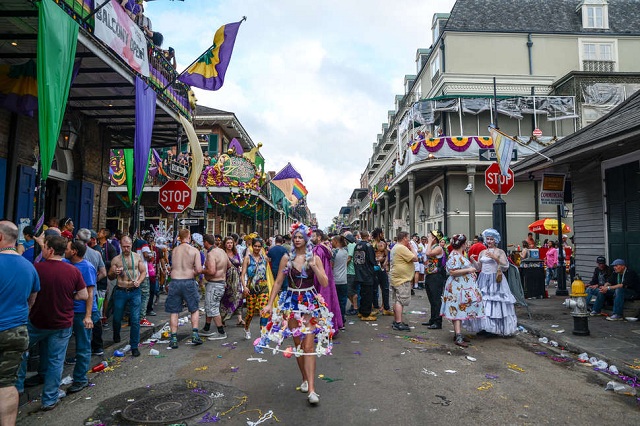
[419,209,427,234]
[58,120,78,151]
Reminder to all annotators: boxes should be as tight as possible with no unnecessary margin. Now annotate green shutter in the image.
[208,134,219,157]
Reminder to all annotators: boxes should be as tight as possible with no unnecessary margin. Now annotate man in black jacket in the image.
[584,256,612,310]
[354,230,377,321]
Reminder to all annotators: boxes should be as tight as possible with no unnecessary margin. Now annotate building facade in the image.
[341,0,640,250]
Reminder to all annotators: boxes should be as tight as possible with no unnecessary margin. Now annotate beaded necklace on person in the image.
[0,247,17,253]
[122,252,137,282]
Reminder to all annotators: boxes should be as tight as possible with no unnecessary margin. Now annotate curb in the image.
[517,320,638,380]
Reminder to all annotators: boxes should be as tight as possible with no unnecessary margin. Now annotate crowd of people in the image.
[2,216,639,420]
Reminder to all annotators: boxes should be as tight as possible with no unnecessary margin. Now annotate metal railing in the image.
[582,60,615,72]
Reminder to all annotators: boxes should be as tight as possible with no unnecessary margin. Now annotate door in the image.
[66,180,81,228]
[78,181,95,230]
[15,165,35,222]
[606,161,640,271]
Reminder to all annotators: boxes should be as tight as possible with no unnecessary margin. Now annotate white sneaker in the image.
[300,380,308,393]
[207,332,228,341]
[606,314,623,321]
[244,329,251,340]
[308,391,319,404]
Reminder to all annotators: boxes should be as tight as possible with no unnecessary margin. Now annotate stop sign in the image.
[159,180,192,213]
[484,162,515,195]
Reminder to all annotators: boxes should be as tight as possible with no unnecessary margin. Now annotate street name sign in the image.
[484,162,515,195]
[159,180,192,214]
[170,162,189,178]
[478,148,517,162]
[179,218,200,226]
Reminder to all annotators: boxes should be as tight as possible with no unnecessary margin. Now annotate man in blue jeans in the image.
[63,240,98,393]
[590,259,640,320]
[107,236,147,357]
[16,234,88,411]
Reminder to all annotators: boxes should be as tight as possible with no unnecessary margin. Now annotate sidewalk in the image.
[516,294,640,378]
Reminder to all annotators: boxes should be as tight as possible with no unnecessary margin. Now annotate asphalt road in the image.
[17,291,639,425]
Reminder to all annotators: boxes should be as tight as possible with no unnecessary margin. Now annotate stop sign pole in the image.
[490,78,508,251]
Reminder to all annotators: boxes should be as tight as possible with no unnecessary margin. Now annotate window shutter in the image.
[208,134,219,156]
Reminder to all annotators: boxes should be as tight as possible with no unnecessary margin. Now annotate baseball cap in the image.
[344,234,356,244]
[611,259,625,266]
[61,230,73,240]
[596,256,606,264]
[90,230,98,239]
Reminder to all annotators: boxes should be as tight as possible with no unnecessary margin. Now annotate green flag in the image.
[270,182,285,205]
[123,148,134,202]
[37,0,78,180]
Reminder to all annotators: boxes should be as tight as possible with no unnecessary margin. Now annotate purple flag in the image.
[177,20,243,91]
[134,76,156,197]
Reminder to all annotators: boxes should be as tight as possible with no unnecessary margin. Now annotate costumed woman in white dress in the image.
[258,223,334,405]
[464,228,518,337]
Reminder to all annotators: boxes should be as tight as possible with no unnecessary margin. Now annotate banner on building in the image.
[94,0,150,77]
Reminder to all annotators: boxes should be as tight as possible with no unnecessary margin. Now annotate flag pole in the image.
[161,16,247,93]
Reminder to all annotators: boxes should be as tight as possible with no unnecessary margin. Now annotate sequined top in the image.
[288,266,316,290]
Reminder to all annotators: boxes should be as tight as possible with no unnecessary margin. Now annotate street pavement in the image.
[16,290,640,425]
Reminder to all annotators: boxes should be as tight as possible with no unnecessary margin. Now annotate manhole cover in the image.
[121,391,213,424]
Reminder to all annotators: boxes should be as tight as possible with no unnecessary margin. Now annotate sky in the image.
[147,0,457,229]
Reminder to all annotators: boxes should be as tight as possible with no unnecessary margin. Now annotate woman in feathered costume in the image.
[258,222,334,405]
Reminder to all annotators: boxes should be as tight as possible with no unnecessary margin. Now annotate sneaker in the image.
[606,314,624,321]
[360,315,377,321]
[67,382,88,394]
[131,348,141,357]
[169,339,178,349]
[102,323,110,330]
[346,309,358,316]
[589,311,600,316]
[308,391,319,404]
[192,335,203,345]
[392,322,410,331]
[244,329,251,340]
[199,328,215,337]
[382,310,394,316]
[140,318,154,327]
[64,357,76,365]
[91,350,104,356]
[147,311,157,316]
[41,401,59,411]
[207,332,228,341]
[300,380,309,393]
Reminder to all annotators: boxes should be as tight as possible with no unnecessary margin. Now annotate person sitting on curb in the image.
[590,259,640,321]
[584,256,612,311]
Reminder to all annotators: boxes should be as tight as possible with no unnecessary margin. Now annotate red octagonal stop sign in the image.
[484,162,514,195]
[159,180,192,213]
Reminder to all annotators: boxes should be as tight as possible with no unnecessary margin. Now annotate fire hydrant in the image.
[563,275,590,336]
